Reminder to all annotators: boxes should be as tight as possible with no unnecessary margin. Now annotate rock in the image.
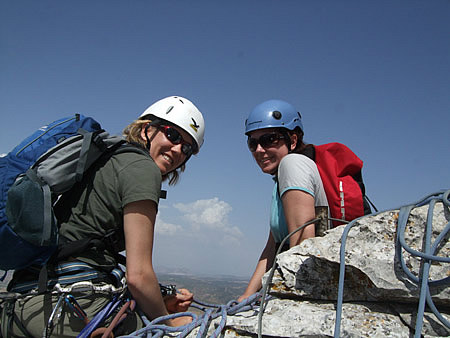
[270,203,449,305]
[187,201,450,337]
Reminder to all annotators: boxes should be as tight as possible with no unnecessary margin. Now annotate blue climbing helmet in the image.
[244,99,303,135]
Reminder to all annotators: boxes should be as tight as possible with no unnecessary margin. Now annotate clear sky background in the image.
[1,0,449,278]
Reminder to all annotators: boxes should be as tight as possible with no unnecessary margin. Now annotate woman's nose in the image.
[254,143,265,152]
[172,143,184,156]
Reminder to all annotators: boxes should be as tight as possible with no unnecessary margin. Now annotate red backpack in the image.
[304,143,373,227]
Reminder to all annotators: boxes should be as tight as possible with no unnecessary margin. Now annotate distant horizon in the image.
[154,266,251,280]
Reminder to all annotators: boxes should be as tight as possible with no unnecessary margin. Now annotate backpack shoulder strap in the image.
[301,144,316,161]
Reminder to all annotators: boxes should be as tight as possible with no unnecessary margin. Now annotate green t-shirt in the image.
[57,151,162,270]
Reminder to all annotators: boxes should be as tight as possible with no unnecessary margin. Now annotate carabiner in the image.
[65,294,89,324]
[43,293,65,338]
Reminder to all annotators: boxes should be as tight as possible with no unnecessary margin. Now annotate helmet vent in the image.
[166,106,174,114]
[272,111,282,120]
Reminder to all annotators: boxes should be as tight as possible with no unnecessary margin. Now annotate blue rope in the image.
[396,193,450,337]
[195,308,214,337]
[334,189,450,337]
[118,292,262,337]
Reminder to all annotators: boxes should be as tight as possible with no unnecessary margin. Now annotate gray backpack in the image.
[1,114,148,273]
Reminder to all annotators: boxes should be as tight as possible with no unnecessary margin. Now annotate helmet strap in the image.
[144,120,161,151]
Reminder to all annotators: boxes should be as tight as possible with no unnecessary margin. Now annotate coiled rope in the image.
[332,189,449,338]
[119,292,262,337]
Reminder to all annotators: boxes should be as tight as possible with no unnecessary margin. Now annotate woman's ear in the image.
[289,133,298,151]
[140,123,150,141]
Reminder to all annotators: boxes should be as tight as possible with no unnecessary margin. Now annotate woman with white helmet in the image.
[238,99,328,302]
[5,96,205,336]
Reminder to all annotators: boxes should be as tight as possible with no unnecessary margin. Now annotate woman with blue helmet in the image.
[239,99,328,301]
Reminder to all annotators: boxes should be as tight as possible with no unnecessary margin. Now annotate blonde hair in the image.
[122,119,185,185]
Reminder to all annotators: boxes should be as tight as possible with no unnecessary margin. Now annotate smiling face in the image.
[141,124,193,175]
[247,128,297,175]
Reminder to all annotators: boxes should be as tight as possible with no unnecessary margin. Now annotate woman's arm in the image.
[281,190,316,247]
[123,200,190,327]
[238,231,276,302]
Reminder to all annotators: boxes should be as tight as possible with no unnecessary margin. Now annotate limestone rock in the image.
[189,299,449,337]
[187,201,449,337]
[269,203,449,305]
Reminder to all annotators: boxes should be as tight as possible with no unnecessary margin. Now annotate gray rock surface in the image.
[271,203,449,304]
[187,201,450,337]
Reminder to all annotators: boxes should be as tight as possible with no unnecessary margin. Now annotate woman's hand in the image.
[164,288,194,313]
[168,315,193,327]
[237,294,249,303]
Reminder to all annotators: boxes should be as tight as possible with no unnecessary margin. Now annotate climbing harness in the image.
[48,280,132,338]
[8,262,123,294]
[0,276,127,338]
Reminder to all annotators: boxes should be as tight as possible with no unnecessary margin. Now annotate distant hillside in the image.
[157,273,248,306]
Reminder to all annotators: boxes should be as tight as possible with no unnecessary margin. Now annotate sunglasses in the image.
[247,133,286,152]
[159,125,193,157]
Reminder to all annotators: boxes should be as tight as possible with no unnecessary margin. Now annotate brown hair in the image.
[280,127,312,154]
[122,119,185,185]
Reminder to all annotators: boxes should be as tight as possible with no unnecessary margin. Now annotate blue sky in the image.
[1,0,449,278]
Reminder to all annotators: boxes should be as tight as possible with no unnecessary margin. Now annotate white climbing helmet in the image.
[139,96,205,154]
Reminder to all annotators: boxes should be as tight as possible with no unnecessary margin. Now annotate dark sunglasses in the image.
[247,133,286,152]
[159,125,193,157]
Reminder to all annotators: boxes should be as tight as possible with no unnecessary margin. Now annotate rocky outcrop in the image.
[189,200,449,337]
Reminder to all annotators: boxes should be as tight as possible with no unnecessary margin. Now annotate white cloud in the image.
[219,233,241,247]
[155,216,183,236]
[223,225,243,238]
[173,197,243,243]
[153,198,257,277]
[174,197,232,229]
